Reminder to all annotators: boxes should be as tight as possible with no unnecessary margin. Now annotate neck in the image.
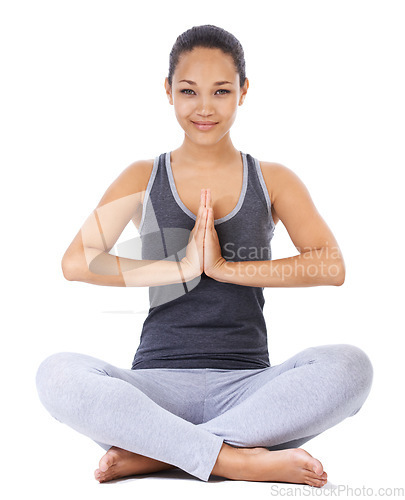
[173,134,241,168]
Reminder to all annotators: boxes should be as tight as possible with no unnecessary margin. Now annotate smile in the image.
[191,121,218,131]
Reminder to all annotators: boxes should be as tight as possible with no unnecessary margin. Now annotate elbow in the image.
[61,253,81,281]
[61,257,75,281]
[331,258,346,286]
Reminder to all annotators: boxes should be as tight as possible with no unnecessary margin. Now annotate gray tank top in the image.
[131,151,276,370]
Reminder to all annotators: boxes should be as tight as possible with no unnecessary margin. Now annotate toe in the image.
[297,449,324,476]
[306,470,326,483]
[94,470,104,483]
[311,458,324,476]
[307,476,326,488]
[99,452,115,472]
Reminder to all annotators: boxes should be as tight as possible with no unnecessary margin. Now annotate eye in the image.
[179,89,231,96]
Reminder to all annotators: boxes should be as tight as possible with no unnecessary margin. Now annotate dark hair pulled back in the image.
[167,24,246,88]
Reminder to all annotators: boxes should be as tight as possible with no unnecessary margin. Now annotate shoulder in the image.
[127,158,155,188]
[122,158,155,186]
[96,158,155,208]
[256,161,311,226]
[256,160,300,205]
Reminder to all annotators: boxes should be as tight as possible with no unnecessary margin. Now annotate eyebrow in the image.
[178,79,234,86]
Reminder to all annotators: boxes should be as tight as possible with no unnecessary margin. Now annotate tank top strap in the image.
[138,153,192,237]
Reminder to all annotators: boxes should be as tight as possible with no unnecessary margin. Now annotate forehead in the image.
[174,47,238,82]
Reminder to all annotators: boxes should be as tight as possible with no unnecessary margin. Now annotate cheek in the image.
[173,96,238,122]
[219,96,239,115]
[174,99,193,118]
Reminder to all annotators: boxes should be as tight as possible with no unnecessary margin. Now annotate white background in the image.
[1,0,404,498]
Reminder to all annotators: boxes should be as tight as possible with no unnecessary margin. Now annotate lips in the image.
[192,121,218,130]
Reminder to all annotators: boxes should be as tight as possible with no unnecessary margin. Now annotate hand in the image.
[181,189,208,278]
[202,189,226,278]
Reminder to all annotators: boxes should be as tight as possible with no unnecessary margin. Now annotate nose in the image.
[195,96,215,117]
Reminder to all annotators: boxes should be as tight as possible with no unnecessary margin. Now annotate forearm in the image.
[210,247,345,287]
[63,248,196,287]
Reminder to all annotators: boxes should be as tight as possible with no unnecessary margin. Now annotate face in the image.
[164,47,249,145]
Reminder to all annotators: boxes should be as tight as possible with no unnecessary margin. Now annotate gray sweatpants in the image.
[35,343,373,482]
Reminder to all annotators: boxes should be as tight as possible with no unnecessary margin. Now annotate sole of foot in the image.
[94,446,176,483]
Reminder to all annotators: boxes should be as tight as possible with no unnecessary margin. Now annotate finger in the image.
[195,206,205,236]
[197,190,204,215]
[206,207,212,231]
[200,207,208,235]
[197,190,206,220]
[203,207,209,237]
[210,208,216,232]
[197,190,208,227]
[206,188,211,207]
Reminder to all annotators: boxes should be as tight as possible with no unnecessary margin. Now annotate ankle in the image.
[211,443,245,480]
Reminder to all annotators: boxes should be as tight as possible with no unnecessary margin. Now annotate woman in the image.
[35,25,373,487]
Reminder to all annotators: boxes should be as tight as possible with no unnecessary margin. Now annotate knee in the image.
[329,344,374,406]
[35,352,84,410]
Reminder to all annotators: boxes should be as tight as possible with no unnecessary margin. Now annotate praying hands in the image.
[182,188,226,279]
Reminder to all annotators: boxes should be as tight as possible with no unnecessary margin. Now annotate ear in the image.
[239,77,249,106]
[164,77,173,105]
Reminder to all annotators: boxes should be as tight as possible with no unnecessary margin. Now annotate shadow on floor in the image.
[97,467,228,484]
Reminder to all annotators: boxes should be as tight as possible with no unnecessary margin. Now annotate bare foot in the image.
[212,444,328,488]
[94,446,176,483]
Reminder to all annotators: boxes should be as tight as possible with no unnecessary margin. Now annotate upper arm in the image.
[61,159,152,271]
[260,161,342,256]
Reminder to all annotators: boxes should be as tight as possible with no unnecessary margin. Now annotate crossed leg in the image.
[36,344,373,486]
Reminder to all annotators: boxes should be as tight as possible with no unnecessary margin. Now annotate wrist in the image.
[180,257,202,282]
[205,258,227,282]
